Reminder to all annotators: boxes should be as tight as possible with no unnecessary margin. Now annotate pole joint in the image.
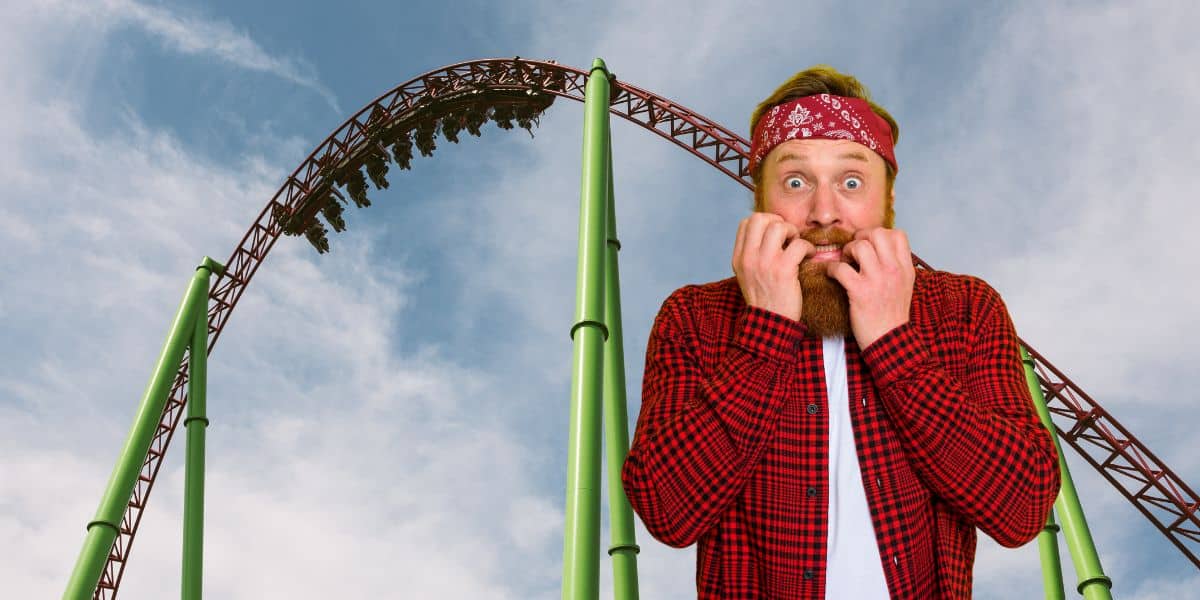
[1077,574,1114,593]
[607,542,640,556]
[570,319,609,342]
[197,256,227,276]
[85,519,119,535]
[183,416,210,427]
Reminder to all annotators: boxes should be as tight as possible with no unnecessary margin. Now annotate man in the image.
[620,66,1061,599]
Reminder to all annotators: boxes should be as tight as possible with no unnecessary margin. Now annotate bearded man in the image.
[621,66,1061,599]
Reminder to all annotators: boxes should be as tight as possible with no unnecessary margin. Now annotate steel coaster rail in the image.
[74,57,1198,598]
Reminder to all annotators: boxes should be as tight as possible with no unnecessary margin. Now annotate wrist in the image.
[856,318,908,350]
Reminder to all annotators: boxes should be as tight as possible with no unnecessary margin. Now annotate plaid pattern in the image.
[621,270,1060,599]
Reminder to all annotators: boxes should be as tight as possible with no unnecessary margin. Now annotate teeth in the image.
[814,244,841,253]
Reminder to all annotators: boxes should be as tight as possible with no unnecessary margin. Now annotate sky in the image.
[2,0,1199,598]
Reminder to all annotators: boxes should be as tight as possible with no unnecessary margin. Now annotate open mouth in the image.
[810,243,843,261]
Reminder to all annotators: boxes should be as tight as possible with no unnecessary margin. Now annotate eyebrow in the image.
[775,151,870,164]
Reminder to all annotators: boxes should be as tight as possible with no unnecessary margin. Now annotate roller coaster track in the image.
[88,58,1200,597]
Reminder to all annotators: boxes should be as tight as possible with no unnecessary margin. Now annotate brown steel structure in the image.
[87,57,1199,598]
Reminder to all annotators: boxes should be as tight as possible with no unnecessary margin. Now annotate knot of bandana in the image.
[748,94,897,175]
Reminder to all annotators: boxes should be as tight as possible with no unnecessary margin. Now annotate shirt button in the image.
[806,486,818,498]
[803,568,815,580]
[806,403,819,415]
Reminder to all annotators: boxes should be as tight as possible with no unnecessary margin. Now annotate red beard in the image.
[796,227,855,337]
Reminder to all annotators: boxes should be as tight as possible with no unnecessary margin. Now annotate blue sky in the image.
[3,0,1199,598]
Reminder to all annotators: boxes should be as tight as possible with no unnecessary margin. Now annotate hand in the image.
[731,213,815,322]
[827,227,916,348]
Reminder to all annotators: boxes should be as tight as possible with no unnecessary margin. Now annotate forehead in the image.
[764,138,884,171]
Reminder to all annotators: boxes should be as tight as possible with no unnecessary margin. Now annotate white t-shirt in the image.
[822,335,891,599]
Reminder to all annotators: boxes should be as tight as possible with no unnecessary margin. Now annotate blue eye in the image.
[785,176,805,190]
[844,175,863,190]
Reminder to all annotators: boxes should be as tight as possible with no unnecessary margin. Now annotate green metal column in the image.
[1037,508,1066,600]
[1020,346,1113,600]
[182,259,218,600]
[63,257,224,600]
[601,135,640,600]
[561,57,612,600]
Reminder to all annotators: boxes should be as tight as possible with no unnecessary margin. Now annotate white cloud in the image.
[1128,573,1200,600]
[37,0,341,113]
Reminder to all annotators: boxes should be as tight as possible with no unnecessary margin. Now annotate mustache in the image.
[799,227,854,247]
[782,227,855,252]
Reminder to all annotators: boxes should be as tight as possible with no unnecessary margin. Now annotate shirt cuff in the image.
[859,321,928,389]
[732,306,808,364]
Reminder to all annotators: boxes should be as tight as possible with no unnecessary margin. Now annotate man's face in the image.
[758,138,893,337]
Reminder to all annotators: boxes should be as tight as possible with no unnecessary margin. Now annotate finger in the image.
[762,220,799,261]
[843,239,879,275]
[827,261,860,289]
[853,227,879,242]
[869,228,899,270]
[732,217,748,273]
[784,237,815,267]
[740,215,765,265]
[851,227,882,266]
[743,212,778,256]
[891,228,914,271]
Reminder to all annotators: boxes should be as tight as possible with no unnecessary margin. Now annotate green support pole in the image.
[1037,509,1067,600]
[561,58,612,600]
[63,257,224,600]
[1021,346,1113,600]
[601,135,640,600]
[182,259,217,600]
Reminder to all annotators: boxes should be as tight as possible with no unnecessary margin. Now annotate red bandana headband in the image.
[749,94,897,175]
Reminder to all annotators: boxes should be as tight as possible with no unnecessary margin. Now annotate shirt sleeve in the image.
[620,285,810,548]
[859,278,1061,548]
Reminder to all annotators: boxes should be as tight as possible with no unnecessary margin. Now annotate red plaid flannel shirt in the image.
[621,269,1060,599]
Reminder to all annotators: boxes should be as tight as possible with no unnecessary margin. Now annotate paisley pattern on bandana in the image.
[749,94,897,175]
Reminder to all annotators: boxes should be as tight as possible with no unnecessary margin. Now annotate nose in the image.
[806,181,840,228]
